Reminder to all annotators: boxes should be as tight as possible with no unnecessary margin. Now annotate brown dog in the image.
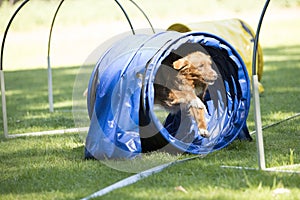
[154,51,218,137]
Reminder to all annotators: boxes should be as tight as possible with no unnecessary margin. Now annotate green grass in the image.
[1,1,300,200]
[0,134,130,199]
[2,67,79,133]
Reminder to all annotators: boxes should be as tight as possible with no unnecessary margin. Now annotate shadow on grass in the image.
[0,133,129,199]
[261,45,300,108]
[247,45,300,129]
[0,120,299,199]
[4,66,81,111]
[0,65,92,134]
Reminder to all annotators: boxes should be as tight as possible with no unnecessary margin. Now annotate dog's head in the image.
[173,51,218,85]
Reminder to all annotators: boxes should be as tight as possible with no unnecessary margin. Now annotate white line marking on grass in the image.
[249,113,300,135]
[6,127,89,138]
[221,165,300,174]
[81,155,204,200]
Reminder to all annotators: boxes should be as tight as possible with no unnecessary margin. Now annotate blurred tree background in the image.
[0,0,20,5]
[0,0,299,69]
[1,0,300,7]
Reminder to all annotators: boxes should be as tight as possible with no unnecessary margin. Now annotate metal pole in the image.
[129,0,155,34]
[252,0,270,170]
[0,0,30,137]
[47,0,65,112]
[0,70,8,137]
[47,56,54,112]
[115,0,135,35]
[252,75,266,170]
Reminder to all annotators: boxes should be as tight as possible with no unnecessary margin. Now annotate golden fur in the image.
[154,51,217,137]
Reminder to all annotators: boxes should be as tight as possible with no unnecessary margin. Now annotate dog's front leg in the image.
[190,107,209,138]
[168,90,210,138]
[188,98,210,138]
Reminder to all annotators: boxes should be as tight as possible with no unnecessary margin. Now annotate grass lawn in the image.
[0,0,300,199]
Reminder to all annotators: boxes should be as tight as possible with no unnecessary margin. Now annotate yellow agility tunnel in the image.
[167,18,264,93]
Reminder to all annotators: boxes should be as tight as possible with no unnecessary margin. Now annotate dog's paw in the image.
[198,128,210,138]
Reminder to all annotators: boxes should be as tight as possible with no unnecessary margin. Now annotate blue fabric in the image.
[85,31,251,159]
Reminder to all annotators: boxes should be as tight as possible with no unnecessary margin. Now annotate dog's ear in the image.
[173,58,188,70]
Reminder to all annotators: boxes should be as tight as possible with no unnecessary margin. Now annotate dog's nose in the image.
[210,69,218,79]
[213,72,218,80]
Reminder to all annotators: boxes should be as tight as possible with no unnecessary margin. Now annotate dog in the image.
[154,51,218,138]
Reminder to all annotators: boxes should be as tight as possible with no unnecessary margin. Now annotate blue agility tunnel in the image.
[85,31,251,159]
